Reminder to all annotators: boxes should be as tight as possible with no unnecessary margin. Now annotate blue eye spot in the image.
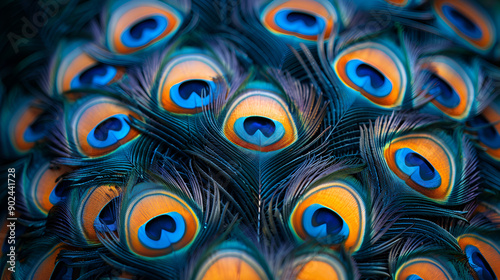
[395,148,442,189]
[302,204,349,242]
[87,114,131,149]
[96,197,119,232]
[71,64,118,89]
[406,275,424,280]
[465,245,495,280]
[49,180,71,205]
[234,116,285,147]
[121,15,168,48]
[130,18,158,39]
[170,79,216,109]
[275,9,325,36]
[468,115,500,149]
[442,5,482,40]
[138,212,186,249]
[356,64,385,88]
[287,12,316,26]
[244,116,275,137]
[94,118,122,141]
[346,59,393,97]
[424,73,461,109]
[23,117,47,142]
[179,80,209,100]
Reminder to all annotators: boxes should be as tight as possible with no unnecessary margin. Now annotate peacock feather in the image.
[0,0,499,279]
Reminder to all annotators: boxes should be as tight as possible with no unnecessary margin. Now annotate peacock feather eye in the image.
[333,42,407,108]
[194,246,269,280]
[122,184,200,258]
[54,44,125,96]
[157,53,226,114]
[223,90,297,152]
[292,254,349,280]
[457,234,500,280]
[419,56,474,120]
[68,97,142,157]
[77,185,122,244]
[433,0,496,52]
[25,243,73,280]
[3,0,500,278]
[260,0,338,41]
[289,178,367,252]
[4,98,46,156]
[106,0,184,54]
[395,257,453,280]
[468,99,500,161]
[23,163,73,218]
[384,133,456,203]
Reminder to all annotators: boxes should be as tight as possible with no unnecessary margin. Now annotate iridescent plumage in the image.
[1,0,499,279]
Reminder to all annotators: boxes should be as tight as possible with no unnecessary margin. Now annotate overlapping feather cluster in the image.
[1,0,500,279]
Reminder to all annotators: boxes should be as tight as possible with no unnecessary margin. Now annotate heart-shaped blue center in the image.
[395,148,442,189]
[121,15,168,48]
[179,80,210,100]
[130,18,158,39]
[346,59,393,97]
[302,204,349,242]
[23,116,47,142]
[404,152,437,181]
[465,245,496,280]
[88,114,131,148]
[286,12,317,27]
[145,214,177,241]
[97,198,119,232]
[425,73,461,109]
[442,5,482,40]
[274,9,325,36]
[71,64,117,89]
[243,116,276,137]
[406,275,424,280]
[311,207,344,235]
[170,79,216,109]
[356,64,386,89]
[233,116,286,147]
[94,117,122,141]
[138,212,186,249]
[49,180,71,205]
